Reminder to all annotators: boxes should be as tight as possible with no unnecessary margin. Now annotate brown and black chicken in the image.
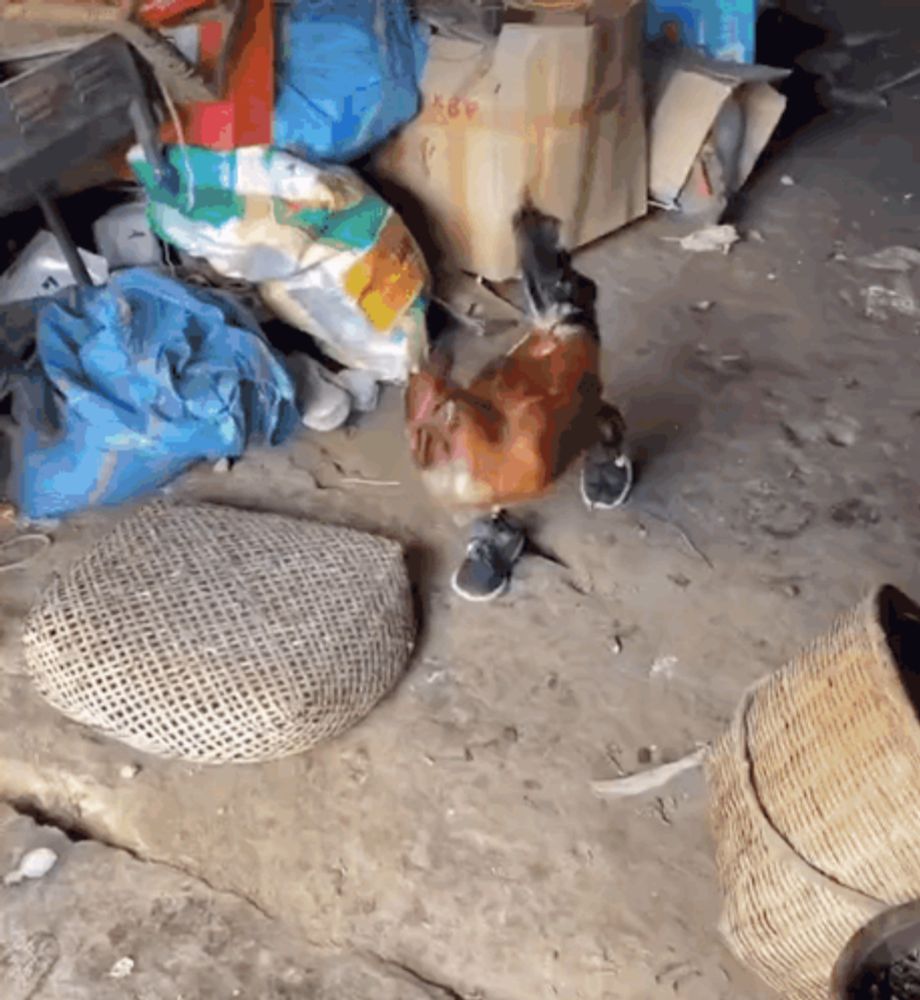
[405,200,633,601]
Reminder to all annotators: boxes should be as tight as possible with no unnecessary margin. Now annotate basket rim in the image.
[858,584,920,739]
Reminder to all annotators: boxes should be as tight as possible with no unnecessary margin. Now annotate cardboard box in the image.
[373,0,647,280]
[646,0,756,64]
[648,55,788,211]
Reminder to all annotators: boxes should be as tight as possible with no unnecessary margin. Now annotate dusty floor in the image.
[2,10,920,999]
[0,805,464,1000]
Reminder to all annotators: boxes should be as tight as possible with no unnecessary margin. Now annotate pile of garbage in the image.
[0,0,433,519]
[0,0,900,520]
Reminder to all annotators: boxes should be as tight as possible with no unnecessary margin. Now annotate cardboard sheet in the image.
[648,55,788,209]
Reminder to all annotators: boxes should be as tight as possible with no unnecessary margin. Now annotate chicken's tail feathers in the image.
[512,195,596,329]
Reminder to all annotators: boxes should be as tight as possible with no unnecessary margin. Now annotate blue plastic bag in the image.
[14,269,299,520]
[646,0,756,63]
[274,0,429,163]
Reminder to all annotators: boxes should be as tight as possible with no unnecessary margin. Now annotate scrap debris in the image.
[878,64,920,97]
[650,654,679,679]
[592,747,708,799]
[864,281,920,321]
[108,956,136,979]
[0,532,52,572]
[3,846,58,885]
[842,245,920,322]
[852,246,920,273]
[667,225,741,254]
[827,85,889,111]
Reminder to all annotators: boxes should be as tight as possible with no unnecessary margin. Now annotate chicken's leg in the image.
[581,401,634,510]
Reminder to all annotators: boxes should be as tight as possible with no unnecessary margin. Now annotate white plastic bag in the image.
[0,231,107,305]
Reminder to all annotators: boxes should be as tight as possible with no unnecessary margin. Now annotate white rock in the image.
[109,957,135,979]
[823,412,861,447]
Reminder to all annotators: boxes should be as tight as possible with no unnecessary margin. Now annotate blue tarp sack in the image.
[14,268,299,520]
[274,0,429,163]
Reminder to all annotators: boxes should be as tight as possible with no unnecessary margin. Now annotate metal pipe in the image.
[34,190,93,287]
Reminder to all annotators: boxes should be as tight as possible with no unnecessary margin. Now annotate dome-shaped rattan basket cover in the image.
[23,501,415,763]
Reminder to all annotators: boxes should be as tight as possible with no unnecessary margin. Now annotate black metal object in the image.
[0,33,175,284]
[33,190,92,286]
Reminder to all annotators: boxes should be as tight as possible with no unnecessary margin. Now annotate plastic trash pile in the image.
[0,0,434,520]
[0,0,806,521]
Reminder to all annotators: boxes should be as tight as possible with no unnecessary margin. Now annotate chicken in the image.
[405,201,610,511]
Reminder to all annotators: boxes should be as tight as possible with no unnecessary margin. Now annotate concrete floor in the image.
[1,7,919,998]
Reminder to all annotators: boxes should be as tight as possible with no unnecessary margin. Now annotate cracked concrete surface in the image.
[0,804,460,1000]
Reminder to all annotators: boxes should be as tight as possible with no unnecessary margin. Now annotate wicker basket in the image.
[23,501,415,764]
[706,585,920,999]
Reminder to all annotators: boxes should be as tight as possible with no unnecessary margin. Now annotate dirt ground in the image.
[2,8,920,999]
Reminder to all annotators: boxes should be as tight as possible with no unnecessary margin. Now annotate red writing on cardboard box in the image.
[429,95,481,124]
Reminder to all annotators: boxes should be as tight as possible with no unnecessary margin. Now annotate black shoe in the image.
[581,446,634,510]
[451,512,526,602]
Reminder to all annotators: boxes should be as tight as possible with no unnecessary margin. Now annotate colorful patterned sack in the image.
[131,145,429,383]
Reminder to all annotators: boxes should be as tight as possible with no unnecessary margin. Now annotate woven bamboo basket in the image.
[23,501,416,764]
[706,585,920,1000]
